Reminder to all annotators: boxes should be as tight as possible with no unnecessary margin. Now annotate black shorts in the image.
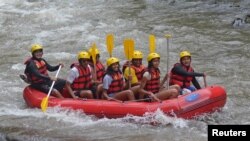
[31,79,66,94]
[73,91,81,97]
[73,86,96,98]
[143,95,152,102]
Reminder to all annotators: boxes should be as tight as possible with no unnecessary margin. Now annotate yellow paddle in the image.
[41,65,62,112]
[106,34,114,57]
[123,39,135,88]
[123,39,134,61]
[149,34,156,53]
[165,34,172,89]
[90,43,98,98]
[203,75,207,87]
[90,43,97,65]
[90,43,97,81]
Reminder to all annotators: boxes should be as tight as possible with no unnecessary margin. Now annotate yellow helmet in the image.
[180,51,191,59]
[147,52,160,62]
[88,48,100,57]
[78,51,90,60]
[132,50,143,59]
[31,44,43,53]
[107,57,119,67]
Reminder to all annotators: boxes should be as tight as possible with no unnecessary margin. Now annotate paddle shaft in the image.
[93,64,97,81]
[166,36,170,89]
[203,76,207,87]
[46,65,62,98]
[128,61,131,89]
[128,43,132,89]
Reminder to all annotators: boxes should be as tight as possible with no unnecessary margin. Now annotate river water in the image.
[1,0,250,141]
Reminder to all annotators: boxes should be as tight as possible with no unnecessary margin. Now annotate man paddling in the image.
[22,44,66,98]
[166,51,205,94]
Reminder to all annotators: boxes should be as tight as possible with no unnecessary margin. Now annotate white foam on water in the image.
[11,63,25,71]
[85,35,101,43]
[222,40,244,45]
[0,106,99,128]
[45,52,75,60]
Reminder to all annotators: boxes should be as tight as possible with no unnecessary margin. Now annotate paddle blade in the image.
[106,34,114,57]
[149,35,156,53]
[123,39,134,60]
[165,34,172,39]
[90,43,97,65]
[41,97,49,112]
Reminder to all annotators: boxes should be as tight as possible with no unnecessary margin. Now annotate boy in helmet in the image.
[166,51,205,94]
[22,44,66,98]
[65,51,94,99]
[123,50,148,100]
[123,50,146,87]
[139,52,179,101]
[102,57,135,101]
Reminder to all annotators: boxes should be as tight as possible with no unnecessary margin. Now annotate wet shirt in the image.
[123,67,138,85]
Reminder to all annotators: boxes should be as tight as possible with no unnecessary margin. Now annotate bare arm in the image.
[65,81,78,99]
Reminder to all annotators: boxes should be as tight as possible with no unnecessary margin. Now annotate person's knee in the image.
[97,84,103,89]
[126,90,134,95]
[171,89,179,97]
[52,89,59,95]
[126,90,135,100]
[87,90,94,98]
[174,85,181,91]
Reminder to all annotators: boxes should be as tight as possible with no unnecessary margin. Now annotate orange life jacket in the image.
[107,72,124,94]
[170,63,194,88]
[131,65,146,81]
[25,58,48,84]
[71,65,92,91]
[145,68,160,93]
[122,61,146,81]
[95,62,105,82]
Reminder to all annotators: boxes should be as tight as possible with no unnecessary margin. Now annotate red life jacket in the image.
[107,72,124,94]
[71,65,92,91]
[122,61,146,81]
[145,68,160,93]
[131,65,146,81]
[24,58,48,84]
[170,63,194,88]
[95,62,105,82]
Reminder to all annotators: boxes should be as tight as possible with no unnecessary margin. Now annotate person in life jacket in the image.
[139,52,179,102]
[169,51,205,93]
[122,50,149,100]
[23,44,66,98]
[102,57,135,101]
[123,50,146,87]
[88,47,105,99]
[65,51,94,99]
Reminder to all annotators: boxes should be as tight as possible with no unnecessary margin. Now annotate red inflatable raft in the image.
[23,85,226,119]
